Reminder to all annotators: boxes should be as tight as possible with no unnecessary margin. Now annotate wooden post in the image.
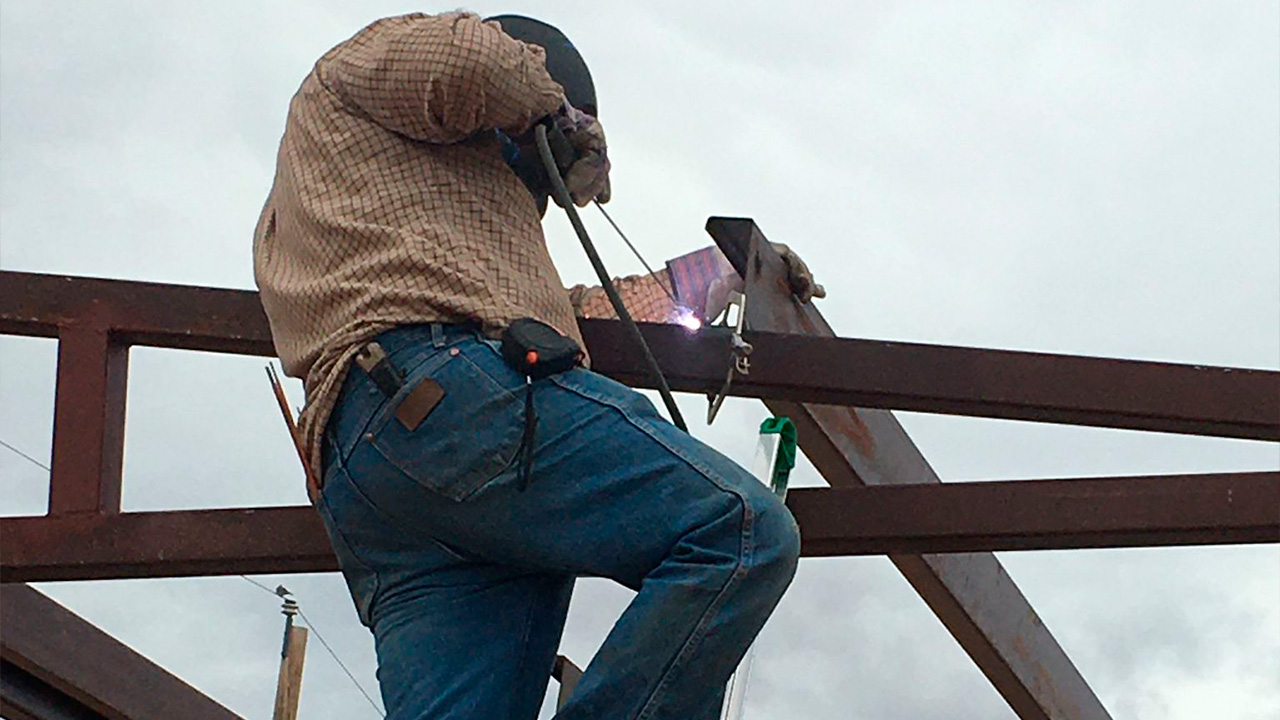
[272,597,308,720]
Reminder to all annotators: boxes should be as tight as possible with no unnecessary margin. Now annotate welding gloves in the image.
[553,103,611,207]
[773,243,826,303]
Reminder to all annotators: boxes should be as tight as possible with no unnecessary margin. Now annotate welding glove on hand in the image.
[704,243,826,322]
[553,103,611,207]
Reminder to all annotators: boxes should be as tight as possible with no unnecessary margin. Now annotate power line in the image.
[297,605,385,718]
[4,438,382,716]
[239,576,384,718]
[239,574,279,597]
[0,437,50,472]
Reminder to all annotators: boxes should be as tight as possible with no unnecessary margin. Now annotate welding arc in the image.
[535,123,688,433]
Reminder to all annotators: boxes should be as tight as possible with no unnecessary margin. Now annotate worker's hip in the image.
[324,322,526,503]
[316,321,798,625]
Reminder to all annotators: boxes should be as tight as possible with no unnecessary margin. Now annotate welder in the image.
[253,12,822,720]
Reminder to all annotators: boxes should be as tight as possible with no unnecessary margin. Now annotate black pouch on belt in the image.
[500,319,584,491]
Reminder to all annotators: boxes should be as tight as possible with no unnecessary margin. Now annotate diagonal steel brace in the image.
[707,216,1112,720]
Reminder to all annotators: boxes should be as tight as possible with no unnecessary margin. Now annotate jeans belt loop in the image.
[431,323,446,348]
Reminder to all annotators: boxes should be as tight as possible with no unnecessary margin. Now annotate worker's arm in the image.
[569,271,681,324]
[569,245,825,325]
[315,12,566,143]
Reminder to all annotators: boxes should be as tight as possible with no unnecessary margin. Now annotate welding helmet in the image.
[487,15,597,116]
[487,15,598,214]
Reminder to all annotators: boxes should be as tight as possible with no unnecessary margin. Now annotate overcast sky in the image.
[2,1,1278,719]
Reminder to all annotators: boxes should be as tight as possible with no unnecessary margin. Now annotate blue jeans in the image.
[317,324,800,720]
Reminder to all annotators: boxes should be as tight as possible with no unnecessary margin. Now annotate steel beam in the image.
[586,323,1279,440]
[707,216,1114,720]
[48,325,128,515]
[793,471,1280,556]
[0,507,335,582]
[0,584,245,720]
[4,473,1274,583]
[3,271,1276,439]
[1,661,104,720]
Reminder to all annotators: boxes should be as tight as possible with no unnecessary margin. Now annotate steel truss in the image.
[1,218,1276,719]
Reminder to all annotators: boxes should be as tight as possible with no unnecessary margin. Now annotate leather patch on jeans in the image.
[394,378,445,432]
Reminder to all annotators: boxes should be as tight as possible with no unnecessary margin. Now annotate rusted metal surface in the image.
[589,323,1280,440]
[0,584,245,720]
[552,655,584,709]
[48,326,128,516]
[707,216,1113,720]
[793,471,1280,556]
[0,507,336,581]
[5,271,1276,439]
[2,659,105,720]
[0,271,272,356]
[2,252,1275,719]
[5,473,1274,582]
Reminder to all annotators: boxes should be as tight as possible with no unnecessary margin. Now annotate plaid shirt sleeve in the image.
[316,12,566,143]
[567,246,735,323]
[569,270,678,323]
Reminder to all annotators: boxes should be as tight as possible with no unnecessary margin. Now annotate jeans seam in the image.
[317,459,384,625]
[456,346,522,400]
[341,460,479,564]
[507,579,541,720]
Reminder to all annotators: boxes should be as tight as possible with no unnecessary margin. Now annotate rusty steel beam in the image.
[48,326,128,515]
[2,660,105,720]
[3,271,1276,439]
[3,473,1274,583]
[0,271,272,356]
[0,507,336,582]
[794,471,1280,556]
[0,584,245,720]
[586,324,1280,441]
[707,216,1113,720]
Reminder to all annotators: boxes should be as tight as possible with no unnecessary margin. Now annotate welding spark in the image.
[673,306,703,333]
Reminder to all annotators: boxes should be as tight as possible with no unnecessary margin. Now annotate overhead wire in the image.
[239,575,385,718]
[296,605,384,718]
[0,437,51,472]
[0,442,382,715]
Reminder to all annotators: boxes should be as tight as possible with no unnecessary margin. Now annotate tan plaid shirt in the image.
[254,12,685,486]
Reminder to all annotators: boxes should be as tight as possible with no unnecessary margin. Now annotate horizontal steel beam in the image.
[3,473,1274,583]
[586,324,1280,441]
[0,271,273,356]
[0,584,245,720]
[1,507,335,581]
[3,271,1276,439]
[794,471,1280,556]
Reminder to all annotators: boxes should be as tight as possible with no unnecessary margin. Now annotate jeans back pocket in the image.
[367,344,524,501]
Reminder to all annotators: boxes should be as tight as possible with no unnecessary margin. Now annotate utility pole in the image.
[272,587,309,720]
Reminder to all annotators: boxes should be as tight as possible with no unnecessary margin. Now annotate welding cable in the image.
[534,123,688,432]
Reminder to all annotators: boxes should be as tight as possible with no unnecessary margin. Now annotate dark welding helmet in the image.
[487,14,596,116]
[487,15,597,213]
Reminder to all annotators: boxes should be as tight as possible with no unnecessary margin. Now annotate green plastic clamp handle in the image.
[759,416,796,498]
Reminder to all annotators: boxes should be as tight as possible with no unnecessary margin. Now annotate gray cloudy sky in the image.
[2,1,1278,718]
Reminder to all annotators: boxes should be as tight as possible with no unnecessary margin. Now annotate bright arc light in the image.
[673,306,703,332]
